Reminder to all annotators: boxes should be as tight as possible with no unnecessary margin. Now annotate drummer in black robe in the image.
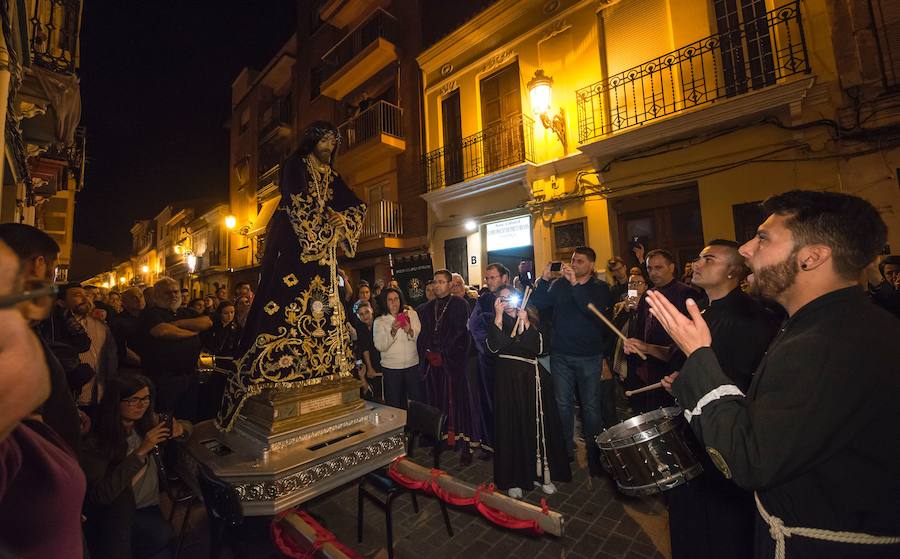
[653,191,900,558]
[217,122,366,430]
[667,240,778,559]
[417,269,481,459]
[487,286,570,498]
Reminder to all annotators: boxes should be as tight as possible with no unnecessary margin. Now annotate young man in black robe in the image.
[653,191,900,558]
[667,239,778,559]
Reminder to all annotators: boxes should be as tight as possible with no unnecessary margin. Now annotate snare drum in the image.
[596,407,702,496]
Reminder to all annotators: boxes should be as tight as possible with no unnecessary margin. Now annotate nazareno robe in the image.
[486,314,570,491]
[416,294,481,450]
[667,288,778,559]
[673,287,900,558]
[217,152,365,431]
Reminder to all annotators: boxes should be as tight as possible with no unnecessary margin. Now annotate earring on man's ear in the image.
[727,274,733,279]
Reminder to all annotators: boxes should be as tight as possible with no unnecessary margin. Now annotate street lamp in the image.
[224,214,237,272]
[141,265,149,274]
[464,220,477,232]
[528,69,567,152]
[119,276,126,285]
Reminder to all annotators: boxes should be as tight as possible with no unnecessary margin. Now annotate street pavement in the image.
[170,386,672,558]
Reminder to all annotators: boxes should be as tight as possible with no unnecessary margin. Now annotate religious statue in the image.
[217,122,366,431]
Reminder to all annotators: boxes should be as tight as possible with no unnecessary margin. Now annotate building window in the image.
[239,108,250,135]
[552,219,587,262]
[870,0,900,88]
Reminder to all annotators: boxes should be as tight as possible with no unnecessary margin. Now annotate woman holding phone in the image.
[373,287,422,409]
[81,374,190,559]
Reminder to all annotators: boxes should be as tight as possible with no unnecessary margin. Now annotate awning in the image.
[249,195,281,237]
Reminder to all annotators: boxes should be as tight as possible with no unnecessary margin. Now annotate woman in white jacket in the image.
[373,287,422,409]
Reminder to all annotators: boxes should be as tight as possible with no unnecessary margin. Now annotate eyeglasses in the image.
[121,395,151,406]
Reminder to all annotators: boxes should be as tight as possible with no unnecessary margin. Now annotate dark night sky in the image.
[75,0,298,257]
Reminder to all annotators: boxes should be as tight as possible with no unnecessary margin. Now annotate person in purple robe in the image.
[417,269,481,460]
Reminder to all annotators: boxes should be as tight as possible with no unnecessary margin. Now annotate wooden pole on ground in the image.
[391,457,565,537]
[276,513,357,559]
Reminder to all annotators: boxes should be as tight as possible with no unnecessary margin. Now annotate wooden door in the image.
[444,237,469,284]
[441,91,464,186]
[480,62,523,174]
[613,186,704,273]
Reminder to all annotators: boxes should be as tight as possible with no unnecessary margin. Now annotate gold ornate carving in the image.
[439,81,459,97]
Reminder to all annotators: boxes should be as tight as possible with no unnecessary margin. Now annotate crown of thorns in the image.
[307,127,342,144]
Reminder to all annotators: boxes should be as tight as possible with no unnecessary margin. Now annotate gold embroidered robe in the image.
[216,153,365,431]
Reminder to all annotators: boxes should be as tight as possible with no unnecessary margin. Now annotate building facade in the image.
[0,0,86,281]
[417,0,900,285]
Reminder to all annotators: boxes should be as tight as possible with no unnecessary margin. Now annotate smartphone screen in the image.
[550,262,562,272]
[628,289,638,298]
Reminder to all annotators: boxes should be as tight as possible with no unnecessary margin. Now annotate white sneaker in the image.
[541,482,557,495]
[507,487,523,499]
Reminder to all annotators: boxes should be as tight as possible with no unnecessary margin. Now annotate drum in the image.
[596,406,702,496]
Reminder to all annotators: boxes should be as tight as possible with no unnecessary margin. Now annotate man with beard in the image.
[652,191,900,558]
[418,269,480,462]
[665,239,778,559]
[623,249,698,413]
[56,283,118,407]
[467,262,510,454]
[140,276,211,419]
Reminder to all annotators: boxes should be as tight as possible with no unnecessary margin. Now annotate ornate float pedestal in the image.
[185,378,406,516]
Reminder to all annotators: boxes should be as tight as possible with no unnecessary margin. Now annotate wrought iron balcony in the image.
[361,199,402,241]
[30,0,81,74]
[422,113,535,191]
[338,100,403,152]
[576,1,809,144]
[315,8,398,99]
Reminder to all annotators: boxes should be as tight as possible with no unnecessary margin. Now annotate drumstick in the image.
[586,303,647,360]
[625,381,663,397]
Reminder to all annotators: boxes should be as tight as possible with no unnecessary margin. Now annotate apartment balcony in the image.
[30,0,81,74]
[259,97,293,145]
[576,1,812,160]
[257,163,280,194]
[357,199,414,253]
[318,0,381,29]
[422,113,535,192]
[336,100,405,176]
[316,9,398,100]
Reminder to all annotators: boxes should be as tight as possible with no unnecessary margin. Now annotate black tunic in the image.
[486,315,570,490]
[668,288,777,559]
[673,287,900,558]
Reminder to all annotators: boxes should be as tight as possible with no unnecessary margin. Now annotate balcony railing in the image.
[317,8,398,85]
[257,163,280,192]
[259,97,293,143]
[30,0,81,74]
[576,1,809,144]
[422,113,535,191]
[338,100,403,152]
[361,199,402,240]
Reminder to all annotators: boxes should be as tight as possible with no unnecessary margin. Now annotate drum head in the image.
[596,406,682,448]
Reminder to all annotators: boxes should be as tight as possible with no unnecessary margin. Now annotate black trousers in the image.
[382,365,423,410]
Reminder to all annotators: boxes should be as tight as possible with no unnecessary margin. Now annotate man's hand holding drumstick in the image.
[645,291,711,356]
[645,291,712,393]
